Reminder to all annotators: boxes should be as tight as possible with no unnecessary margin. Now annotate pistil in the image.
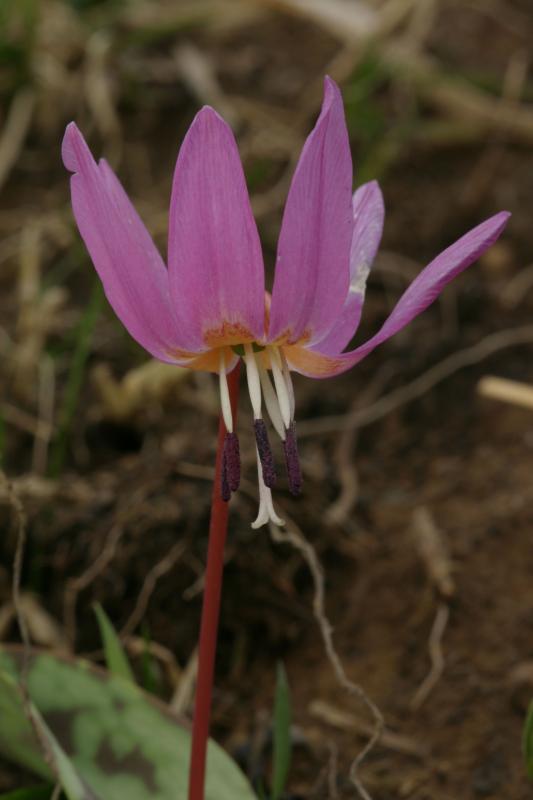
[252,447,284,529]
[244,343,277,489]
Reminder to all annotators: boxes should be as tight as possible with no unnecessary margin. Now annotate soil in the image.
[1,1,533,798]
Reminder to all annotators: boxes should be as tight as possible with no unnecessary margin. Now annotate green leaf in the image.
[271,663,291,800]
[49,284,103,477]
[0,647,256,800]
[0,670,90,800]
[524,699,533,780]
[0,786,56,799]
[93,604,135,684]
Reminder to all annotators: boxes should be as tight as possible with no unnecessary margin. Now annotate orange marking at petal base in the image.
[268,328,312,348]
[166,347,236,374]
[203,321,256,348]
[282,344,342,378]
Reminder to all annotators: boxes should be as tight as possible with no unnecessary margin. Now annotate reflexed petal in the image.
[168,107,265,347]
[268,77,353,345]
[313,180,384,354]
[62,123,195,363]
[290,211,510,377]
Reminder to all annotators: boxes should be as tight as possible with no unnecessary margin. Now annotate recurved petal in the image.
[290,211,510,377]
[268,77,353,345]
[312,180,385,355]
[62,123,195,363]
[167,107,265,348]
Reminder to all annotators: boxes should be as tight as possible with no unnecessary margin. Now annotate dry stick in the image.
[269,519,384,800]
[188,363,241,800]
[327,363,398,525]
[298,326,533,438]
[411,603,449,710]
[63,523,125,646]
[477,375,533,413]
[120,540,187,637]
[309,700,427,759]
[0,470,60,793]
[327,741,340,800]
[0,88,35,193]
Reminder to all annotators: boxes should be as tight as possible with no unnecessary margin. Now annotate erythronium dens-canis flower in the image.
[62,77,510,526]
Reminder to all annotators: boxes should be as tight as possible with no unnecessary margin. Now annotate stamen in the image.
[219,349,233,433]
[254,419,276,488]
[280,350,295,420]
[283,422,302,496]
[252,447,284,529]
[243,343,262,419]
[223,432,241,492]
[221,448,231,502]
[268,346,291,429]
[258,363,285,441]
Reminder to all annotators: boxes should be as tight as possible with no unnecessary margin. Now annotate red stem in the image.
[188,362,241,800]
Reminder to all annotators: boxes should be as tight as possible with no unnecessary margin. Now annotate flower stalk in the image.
[188,363,241,800]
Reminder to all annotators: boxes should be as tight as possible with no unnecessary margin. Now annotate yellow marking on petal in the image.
[282,343,342,378]
[165,346,234,373]
[203,320,256,348]
[268,328,313,347]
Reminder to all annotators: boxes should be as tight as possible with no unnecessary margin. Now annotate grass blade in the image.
[49,284,102,477]
[524,700,533,780]
[271,663,291,800]
[93,603,135,684]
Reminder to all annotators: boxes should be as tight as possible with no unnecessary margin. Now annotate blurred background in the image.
[1,0,533,796]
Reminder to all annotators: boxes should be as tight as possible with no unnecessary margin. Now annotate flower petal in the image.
[167,107,265,347]
[291,211,510,377]
[312,180,385,355]
[62,122,195,363]
[268,77,354,345]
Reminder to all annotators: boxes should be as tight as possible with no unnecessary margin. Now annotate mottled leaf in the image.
[0,647,256,800]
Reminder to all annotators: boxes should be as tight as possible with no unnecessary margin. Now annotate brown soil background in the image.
[1,1,533,798]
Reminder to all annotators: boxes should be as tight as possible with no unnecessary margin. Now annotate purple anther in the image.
[253,419,276,488]
[221,449,231,502]
[283,422,302,495]
[223,432,241,492]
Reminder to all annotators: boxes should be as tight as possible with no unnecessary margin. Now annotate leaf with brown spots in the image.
[0,647,256,800]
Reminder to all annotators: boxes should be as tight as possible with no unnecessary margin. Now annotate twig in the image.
[0,469,58,779]
[500,263,533,308]
[0,89,35,193]
[326,363,397,525]
[120,541,187,637]
[477,375,533,412]
[32,355,56,475]
[327,740,340,800]
[411,507,455,599]
[309,700,428,759]
[269,517,384,800]
[411,603,449,709]
[63,523,125,645]
[171,647,199,715]
[298,326,533,437]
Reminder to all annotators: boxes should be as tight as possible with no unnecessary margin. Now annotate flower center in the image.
[218,343,302,528]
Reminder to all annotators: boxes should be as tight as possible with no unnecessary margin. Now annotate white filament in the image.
[218,349,233,433]
[251,447,284,529]
[268,346,291,429]
[258,363,285,441]
[280,350,295,420]
[244,343,262,420]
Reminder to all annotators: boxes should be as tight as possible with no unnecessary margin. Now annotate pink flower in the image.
[62,77,509,527]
